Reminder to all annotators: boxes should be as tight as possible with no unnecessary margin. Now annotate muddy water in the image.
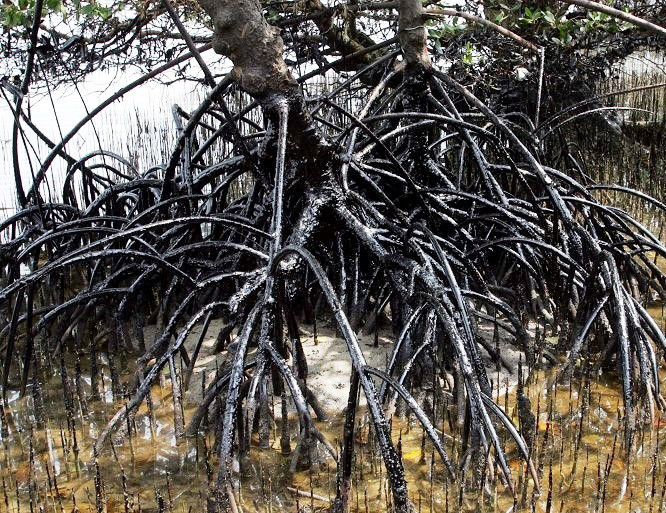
[2,331,666,513]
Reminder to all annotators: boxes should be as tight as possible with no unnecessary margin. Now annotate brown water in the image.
[2,326,666,513]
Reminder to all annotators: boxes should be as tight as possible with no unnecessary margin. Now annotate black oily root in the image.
[1,59,666,512]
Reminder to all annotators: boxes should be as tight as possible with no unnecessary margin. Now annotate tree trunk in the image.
[398,0,431,69]
[196,0,297,98]
[192,2,438,512]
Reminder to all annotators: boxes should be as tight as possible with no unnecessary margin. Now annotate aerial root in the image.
[2,58,665,512]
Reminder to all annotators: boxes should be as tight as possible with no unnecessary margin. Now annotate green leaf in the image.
[462,41,473,66]
[493,12,508,24]
[80,3,96,15]
[1,4,27,27]
[96,5,111,19]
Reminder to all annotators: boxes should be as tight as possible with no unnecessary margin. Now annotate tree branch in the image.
[561,0,666,38]
[424,8,538,52]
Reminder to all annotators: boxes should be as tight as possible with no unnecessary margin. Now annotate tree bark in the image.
[398,0,431,69]
[301,0,379,72]
[196,0,297,98]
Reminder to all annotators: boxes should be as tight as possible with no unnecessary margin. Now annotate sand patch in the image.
[175,318,531,415]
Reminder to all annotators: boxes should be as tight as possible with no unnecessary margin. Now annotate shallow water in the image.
[2,326,666,513]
